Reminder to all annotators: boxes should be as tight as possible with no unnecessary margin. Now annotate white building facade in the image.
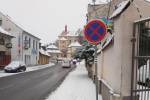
[0,11,40,66]
[22,31,40,66]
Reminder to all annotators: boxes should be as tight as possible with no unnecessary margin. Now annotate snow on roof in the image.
[0,27,14,37]
[66,32,78,37]
[47,44,58,50]
[68,41,82,48]
[134,16,150,23]
[47,49,61,54]
[102,34,114,49]
[0,10,40,39]
[39,49,51,57]
[59,37,67,41]
[145,0,150,2]
[110,0,130,19]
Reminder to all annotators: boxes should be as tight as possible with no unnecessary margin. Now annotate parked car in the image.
[62,59,71,68]
[72,59,77,65]
[4,61,26,73]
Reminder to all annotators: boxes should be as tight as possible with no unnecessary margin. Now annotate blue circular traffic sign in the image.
[84,19,107,45]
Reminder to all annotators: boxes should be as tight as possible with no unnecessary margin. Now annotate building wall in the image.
[0,33,12,68]
[98,0,150,100]
[39,53,50,65]
[59,40,67,50]
[58,34,78,59]
[22,32,40,66]
[120,0,150,97]
[87,4,109,21]
[0,12,40,66]
[0,12,23,61]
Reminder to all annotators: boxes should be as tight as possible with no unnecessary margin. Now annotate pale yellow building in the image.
[38,48,51,65]
[57,25,79,59]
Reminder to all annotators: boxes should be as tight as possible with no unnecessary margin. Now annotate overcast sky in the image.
[0,0,107,44]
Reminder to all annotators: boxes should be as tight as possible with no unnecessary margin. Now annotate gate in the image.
[131,18,150,100]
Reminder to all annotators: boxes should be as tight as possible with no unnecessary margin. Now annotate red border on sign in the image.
[84,19,107,45]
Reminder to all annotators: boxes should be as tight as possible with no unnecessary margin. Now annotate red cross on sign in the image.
[84,19,107,45]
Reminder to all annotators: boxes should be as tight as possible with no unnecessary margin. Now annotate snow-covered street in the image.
[45,61,102,100]
[0,63,54,78]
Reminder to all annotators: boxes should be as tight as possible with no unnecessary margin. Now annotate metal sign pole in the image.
[94,45,98,100]
[92,1,98,98]
[84,1,107,100]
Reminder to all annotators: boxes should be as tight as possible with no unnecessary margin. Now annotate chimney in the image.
[65,25,67,32]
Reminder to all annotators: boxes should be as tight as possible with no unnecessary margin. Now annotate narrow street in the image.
[0,64,74,100]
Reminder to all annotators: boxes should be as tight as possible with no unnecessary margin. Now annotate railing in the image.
[131,18,150,100]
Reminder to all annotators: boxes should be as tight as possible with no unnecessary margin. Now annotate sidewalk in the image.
[45,61,102,100]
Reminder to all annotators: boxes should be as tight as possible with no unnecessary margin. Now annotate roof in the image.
[102,34,114,49]
[47,44,58,50]
[134,16,150,23]
[146,0,150,2]
[47,49,61,54]
[0,27,14,37]
[110,0,130,19]
[23,31,40,40]
[66,32,78,37]
[0,10,40,40]
[59,37,67,41]
[68,41,82,48]
[39,49,51,57]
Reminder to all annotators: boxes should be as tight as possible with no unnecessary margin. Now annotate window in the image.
[33,40,35,49]
[29,38,31,48]
[0,37,5,45]
[36,41,38,50]
[139,21,150,56]
[0,51,5,61]
[25,36,27,41]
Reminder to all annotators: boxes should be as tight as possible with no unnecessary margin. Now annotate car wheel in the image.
[19,67,26,72]
[23,67,26,71]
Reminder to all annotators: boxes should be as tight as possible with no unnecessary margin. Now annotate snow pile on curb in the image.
[26,63,54,72]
